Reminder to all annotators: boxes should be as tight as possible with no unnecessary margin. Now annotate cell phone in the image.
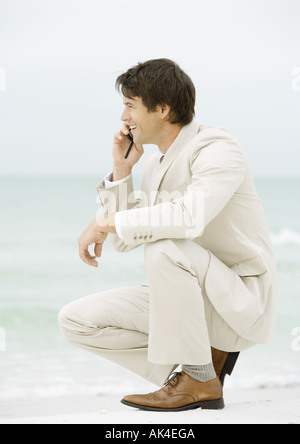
[125,133,134,159]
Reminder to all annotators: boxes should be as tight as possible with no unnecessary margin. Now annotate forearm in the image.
[96,213,117,234]
[97,173,140,214]
[96,170,144,253]
[112,165,132,182]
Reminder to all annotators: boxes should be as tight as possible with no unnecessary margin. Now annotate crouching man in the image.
[59,59,278,412]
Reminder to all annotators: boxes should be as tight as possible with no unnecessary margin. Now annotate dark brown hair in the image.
[115,59,196,126]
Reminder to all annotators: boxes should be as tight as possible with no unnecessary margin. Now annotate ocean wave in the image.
[0,377,155,401]
[271,228,300,246]
[2,229,300,248]
[1,374,300,401]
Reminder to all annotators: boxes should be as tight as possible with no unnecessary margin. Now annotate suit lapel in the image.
[150,120,201,205]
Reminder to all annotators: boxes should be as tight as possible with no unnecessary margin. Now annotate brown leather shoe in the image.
[121,372,225,412]
[211,348,240,387]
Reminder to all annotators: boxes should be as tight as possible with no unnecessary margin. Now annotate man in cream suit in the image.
[59,59,278,411]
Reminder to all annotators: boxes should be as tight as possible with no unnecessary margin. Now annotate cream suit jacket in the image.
[97,120,279,345]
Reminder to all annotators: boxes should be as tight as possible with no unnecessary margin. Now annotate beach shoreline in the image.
[1,387,300,425]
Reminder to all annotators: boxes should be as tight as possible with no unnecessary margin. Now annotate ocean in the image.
[0,176,300,406]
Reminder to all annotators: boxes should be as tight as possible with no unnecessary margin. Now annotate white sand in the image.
[1,388,300,424]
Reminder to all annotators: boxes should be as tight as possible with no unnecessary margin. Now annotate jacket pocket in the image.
[230,255,267,277]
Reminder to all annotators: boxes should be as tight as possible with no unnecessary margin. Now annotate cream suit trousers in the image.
[59,239,256,387]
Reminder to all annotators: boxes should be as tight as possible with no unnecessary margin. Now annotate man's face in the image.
[121,96,163,146]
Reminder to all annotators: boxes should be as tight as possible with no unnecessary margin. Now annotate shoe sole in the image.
[121,398,225,412]
[220,352,240,387]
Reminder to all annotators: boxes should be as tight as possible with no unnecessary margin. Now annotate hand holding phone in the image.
[112,127,144,176]
[125,132,134,159]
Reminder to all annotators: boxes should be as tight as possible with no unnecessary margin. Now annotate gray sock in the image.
[182,363,217,383]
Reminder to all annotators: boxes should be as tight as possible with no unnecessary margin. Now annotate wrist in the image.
[113,165,132,182]
[96,213,116,234]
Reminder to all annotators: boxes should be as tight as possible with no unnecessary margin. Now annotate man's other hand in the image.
[78,216,116,267]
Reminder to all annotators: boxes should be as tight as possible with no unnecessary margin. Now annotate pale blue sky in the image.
[0,0,299,177]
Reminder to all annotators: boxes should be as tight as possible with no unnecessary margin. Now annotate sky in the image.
[0,0,299,177]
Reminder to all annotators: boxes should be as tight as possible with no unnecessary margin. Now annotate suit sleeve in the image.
[97,174,146,252]
[116,140,246,248]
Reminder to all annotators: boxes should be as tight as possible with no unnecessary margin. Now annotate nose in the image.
[121,107,130,122]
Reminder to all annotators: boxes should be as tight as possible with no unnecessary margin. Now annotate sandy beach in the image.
[1,387,300,425]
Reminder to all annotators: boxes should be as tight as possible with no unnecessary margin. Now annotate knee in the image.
[58,297,110,339]
[58,304,73,339]
[144,240,182,278]
[144,239,172,264]
[58,303,89,342]
[145,239,198,278]
[58,304,68,329]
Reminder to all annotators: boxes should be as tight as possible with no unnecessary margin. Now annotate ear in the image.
[159,104,171,120]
